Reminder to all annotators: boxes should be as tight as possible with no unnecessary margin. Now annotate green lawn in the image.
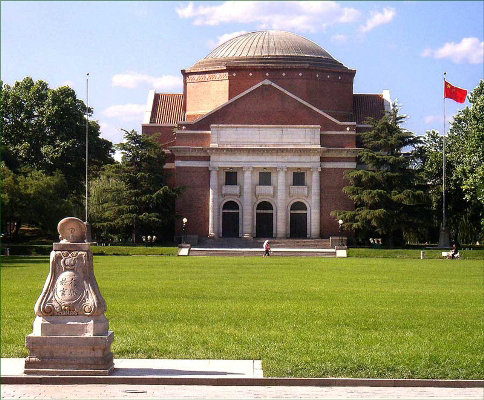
[348,248,484,259]
[1,255,482,379]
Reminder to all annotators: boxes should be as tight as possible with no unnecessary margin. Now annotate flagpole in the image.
[85,72,89,223]
[442,72,446,230]
[439,72,450,248]
[85,72,92,243]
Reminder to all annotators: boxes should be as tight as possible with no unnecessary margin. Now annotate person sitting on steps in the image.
[447,242,460,259]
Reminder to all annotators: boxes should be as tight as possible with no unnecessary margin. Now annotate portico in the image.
[206,125,322,238]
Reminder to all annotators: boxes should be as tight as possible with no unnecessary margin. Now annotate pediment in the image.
[181,80,354,131]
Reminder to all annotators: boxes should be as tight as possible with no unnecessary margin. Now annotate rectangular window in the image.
[225,171,237,185]
[293,171,305,186]
[259,171,271,186]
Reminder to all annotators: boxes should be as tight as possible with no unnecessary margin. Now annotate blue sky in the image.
[2,1,483,147]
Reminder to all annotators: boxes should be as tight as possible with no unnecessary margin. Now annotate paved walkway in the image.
[3,358,482,399]
[2,384,482,399]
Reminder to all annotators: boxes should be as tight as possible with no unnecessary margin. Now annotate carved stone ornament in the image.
[34,250,107,317]
[58,217,86,243]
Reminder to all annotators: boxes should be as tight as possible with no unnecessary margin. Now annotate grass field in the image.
[1,255,482,379]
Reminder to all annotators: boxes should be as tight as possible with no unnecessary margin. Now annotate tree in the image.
[332,105,429,245]
[89,130,179,242]
[416,81,484,243]
[89,173,127,242]
[1,77,114,192]
[446,80,484,241]
[1,162,75,237]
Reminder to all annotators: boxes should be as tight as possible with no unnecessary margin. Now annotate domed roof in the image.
[206,30,332,59]
[188,30,348,71]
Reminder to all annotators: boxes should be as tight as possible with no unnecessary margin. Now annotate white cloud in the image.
[99,122,124,143]
[331,34,348,44]
[360,7,395,32]
[421,37,484,64]
[424,115,454,125]
[102,104,146,122]
[176,1,360,33]
[424,115,440,124]
[209,31,247,48]
[112,72,183,90]
[61,80,74,87]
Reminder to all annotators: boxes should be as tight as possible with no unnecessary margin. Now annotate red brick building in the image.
[142,30,390,240]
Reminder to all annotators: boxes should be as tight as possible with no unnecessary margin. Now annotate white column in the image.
[276,167,287,238]
[209,167,218,237]
[242,167,253,238]
[311,167,321,238]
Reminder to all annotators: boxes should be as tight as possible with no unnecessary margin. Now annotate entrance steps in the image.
[189,238,335,257]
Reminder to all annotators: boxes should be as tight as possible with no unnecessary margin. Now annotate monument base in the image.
[32,315,110,336]
[438,226,451,248]
[24,331,114,375]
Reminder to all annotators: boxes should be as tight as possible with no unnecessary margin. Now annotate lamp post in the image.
[182,218,188,244]
[338,219,344,247]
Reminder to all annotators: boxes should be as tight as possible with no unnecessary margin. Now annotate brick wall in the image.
[227,68,355,116]
[142,125,176,148]
[321,133,356,148]
[185,79,229,121]
[175,167,210,237]
[320,168,354,237]
[184,84,348,131]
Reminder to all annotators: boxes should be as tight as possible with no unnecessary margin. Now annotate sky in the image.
[2,1,483,149]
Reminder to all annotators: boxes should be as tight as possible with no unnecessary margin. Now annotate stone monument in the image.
[24,217,114,375]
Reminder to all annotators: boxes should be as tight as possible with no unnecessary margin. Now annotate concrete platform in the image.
[2,358,263,379]
[189,248,337,257]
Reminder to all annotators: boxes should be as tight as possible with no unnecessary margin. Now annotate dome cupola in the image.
[189,30,348,71]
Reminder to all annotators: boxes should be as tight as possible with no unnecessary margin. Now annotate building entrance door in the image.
[256,201,274,238]
[290,202,307,238]
[222,201,240,237]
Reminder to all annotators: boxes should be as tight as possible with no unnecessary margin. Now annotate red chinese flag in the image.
[444,81,467,103]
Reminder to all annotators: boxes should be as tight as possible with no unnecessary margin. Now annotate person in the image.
[263,240,271,257]
[448,242,460,259]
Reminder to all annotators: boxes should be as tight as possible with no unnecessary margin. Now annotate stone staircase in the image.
[189,237,336,257]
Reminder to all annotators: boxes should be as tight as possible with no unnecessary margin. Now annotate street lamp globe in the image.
[338,219,344,247]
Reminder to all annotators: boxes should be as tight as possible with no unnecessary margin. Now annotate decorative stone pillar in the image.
[276,167,287,238]
[311,167,321,238]
[242,167,253,238]
[209,167,219,237]
[24,217,114,375]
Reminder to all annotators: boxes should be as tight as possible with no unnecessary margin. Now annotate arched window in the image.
[256,201,274,237]
[222,201,240,237]
[290,201,307,238]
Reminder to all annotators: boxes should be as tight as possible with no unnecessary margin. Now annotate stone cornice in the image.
[175,130,211,134]
[170,146,360,157]
[207,147,322,155]
[169,146,208,157]
[142,123,177,127]
[211,124,321,129]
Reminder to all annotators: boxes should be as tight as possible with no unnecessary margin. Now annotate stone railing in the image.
[222,185,240,196]
[289,185,308,197]
[256,185,274,197]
